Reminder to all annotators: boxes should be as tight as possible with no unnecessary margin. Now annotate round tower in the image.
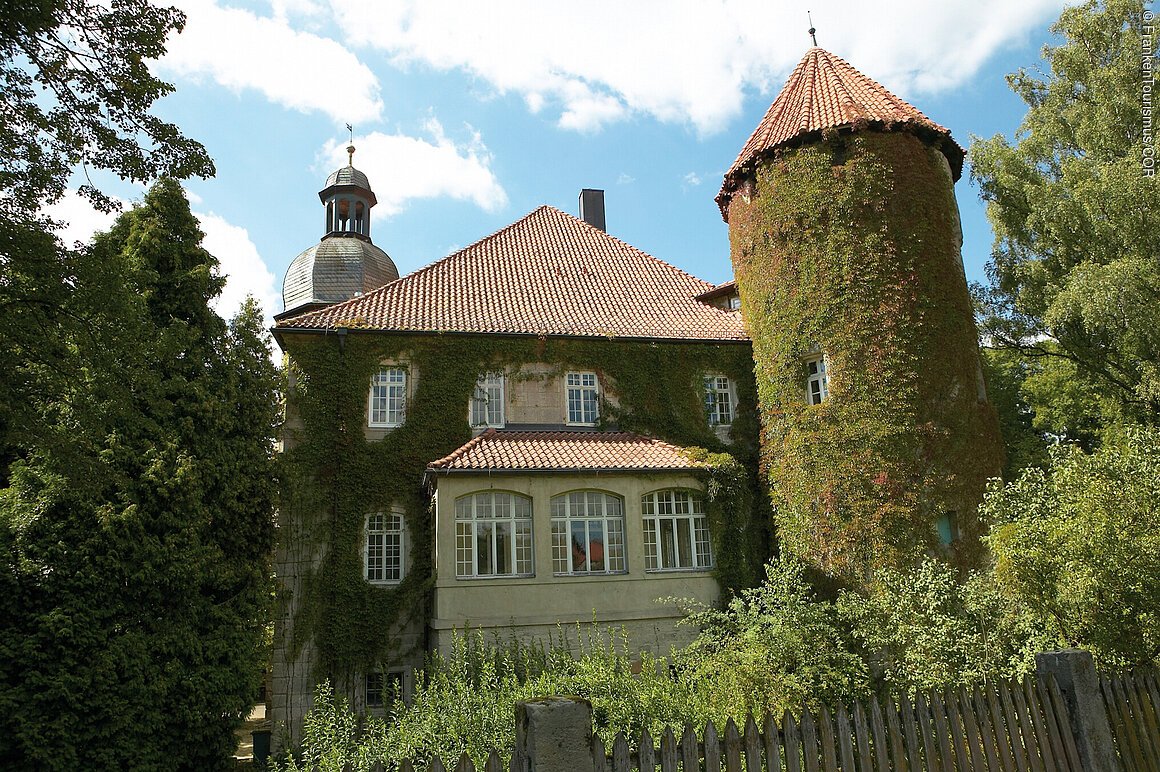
[281,145,399,317]
[718,48,1003,584]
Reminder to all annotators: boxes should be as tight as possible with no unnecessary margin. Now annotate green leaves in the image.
[971,0,1160,431]
[983,428,1160,668]
[0,181,277,768]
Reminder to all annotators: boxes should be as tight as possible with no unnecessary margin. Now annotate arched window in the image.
[454,492,533,577]
[550,491,626,575]
[337,198,350,230]
[641,490,712,571]
[365,511,405,583]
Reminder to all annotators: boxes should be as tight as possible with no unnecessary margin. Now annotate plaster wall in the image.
[430,471,718,654]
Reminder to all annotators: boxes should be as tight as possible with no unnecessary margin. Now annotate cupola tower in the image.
[719,48,1003,584]
[280,145,399,317]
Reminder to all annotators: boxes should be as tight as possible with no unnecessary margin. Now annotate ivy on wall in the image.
[279,333,764,682]
[725,131,1005,588]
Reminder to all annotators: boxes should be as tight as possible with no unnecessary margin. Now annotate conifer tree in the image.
[0,180,277,770]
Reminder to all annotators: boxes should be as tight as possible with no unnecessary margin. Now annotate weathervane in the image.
[345,122,355,165]
[808,11,818,46]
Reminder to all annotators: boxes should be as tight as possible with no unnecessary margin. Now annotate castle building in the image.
[270,47,1002,744]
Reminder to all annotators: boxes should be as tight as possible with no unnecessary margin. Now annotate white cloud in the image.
[318,120,508,217]
[163,0,383,123]
[46,188,123,248]
[199,212,280,326]
[44,189,278,326]
[683,172,702,187]
[329,0,1065,134]
[616,173,635,185]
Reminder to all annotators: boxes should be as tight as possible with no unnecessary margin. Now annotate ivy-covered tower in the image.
[717,47,1003,584]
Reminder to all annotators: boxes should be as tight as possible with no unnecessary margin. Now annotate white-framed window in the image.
[565,371,599,425]
[364,670,404,708]
[550,491,626,575]
[727,295,741,311]
[703,375,734,427]
[806,355,828,405]
[454,492,534,578]
[369,367,407,427]
[364,511,404,583]
[471,371,505,428]
[642,490,713,571]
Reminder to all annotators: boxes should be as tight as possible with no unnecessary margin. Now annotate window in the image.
[455,492,533,577]
[365,670,403,708]
[806,355,828,405]
[642,490,713,571]
[365,511,404,583]
[550,491,626,574]
[565,371,599,425]
[937,512,958,546]
[369,367,407,427]
[727,295,741,311]
[471,371,505,428]
[703,375,734,427]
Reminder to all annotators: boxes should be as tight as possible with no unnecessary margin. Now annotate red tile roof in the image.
[427,429,703,473]
[717,47,964,218]
[276,206,747,342]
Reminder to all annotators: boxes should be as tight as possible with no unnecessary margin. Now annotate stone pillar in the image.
[515,697,595,772]
[1036,648,1120,771]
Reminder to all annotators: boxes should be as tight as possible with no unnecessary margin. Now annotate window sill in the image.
[643,567,715,574]
[454,573,535,581]
[552,570,629,578]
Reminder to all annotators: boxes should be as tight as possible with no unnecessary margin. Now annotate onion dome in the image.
[280,144,399,317]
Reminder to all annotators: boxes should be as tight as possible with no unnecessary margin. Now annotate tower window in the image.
[806,355,829,405]
[566,371,599,425]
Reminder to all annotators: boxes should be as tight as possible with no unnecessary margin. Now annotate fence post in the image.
[1035,648,1120,771]
[515,696,596,772]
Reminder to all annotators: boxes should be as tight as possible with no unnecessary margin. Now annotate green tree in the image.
[0,181,277,769]
[983,428,1160,668]
[677,555,869,722]
[0,0,213,468]
[971,0,1160,437]
[837,559,1051,692]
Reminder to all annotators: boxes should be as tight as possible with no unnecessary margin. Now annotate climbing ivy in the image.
[278,332,765,682]
[725,131,1005,587]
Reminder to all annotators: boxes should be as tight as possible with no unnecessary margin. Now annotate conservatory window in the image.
[454,492,534,578]
[550,491,626,575]
[642,490,713,571]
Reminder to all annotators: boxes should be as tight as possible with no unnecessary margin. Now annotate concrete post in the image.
[1036,648,1120,771]
[515,696,595,772]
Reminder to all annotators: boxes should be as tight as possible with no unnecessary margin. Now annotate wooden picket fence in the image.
[306,669,1160,771]
[1101,670,1160,771]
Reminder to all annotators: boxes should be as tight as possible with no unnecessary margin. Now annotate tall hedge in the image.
[726,131,1004,585]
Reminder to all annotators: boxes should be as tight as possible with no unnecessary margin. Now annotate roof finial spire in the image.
[345,123,355,165]
[807,11,818,47]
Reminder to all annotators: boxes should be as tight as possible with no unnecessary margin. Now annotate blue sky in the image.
[51,0,1072,325]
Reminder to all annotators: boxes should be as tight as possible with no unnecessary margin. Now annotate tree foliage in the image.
[983,428,1160,669]
[0,0,213,471]
[0,181,277,769]
[971,0,1160,436]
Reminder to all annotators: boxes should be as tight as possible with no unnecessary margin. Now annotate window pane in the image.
[570,520,587,572]
[494,521,512,574]
[643,520,658,570]
[676,518,693,568]
[660,518,676,568]
[476,522,493,575]
[587,519,605,571]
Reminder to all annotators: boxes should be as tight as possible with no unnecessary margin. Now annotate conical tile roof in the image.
[717,47,964,218]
